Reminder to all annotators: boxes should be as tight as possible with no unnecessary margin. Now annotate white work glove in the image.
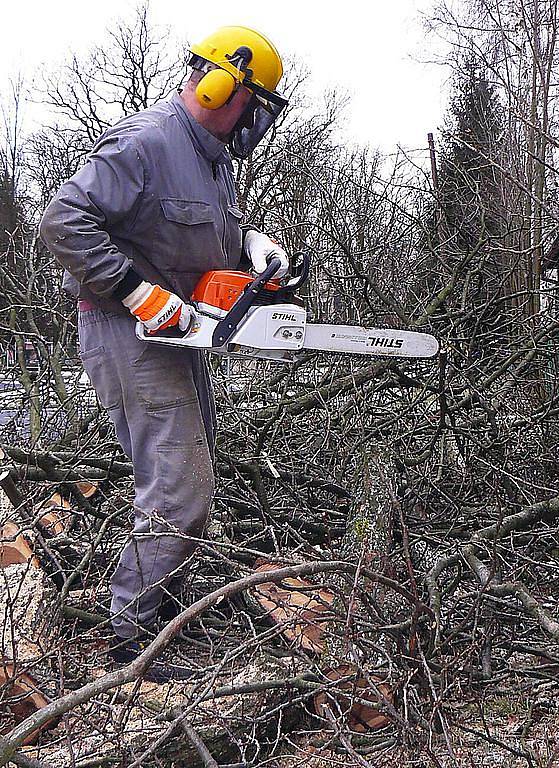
[243,230,290,278]
[122,280,195,333]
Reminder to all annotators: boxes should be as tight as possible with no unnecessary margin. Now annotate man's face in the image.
[182,75,257,143]
[209,85,254,141]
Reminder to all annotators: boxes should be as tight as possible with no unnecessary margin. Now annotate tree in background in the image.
[0,77,27,260]
[429,0,559,316]
[424,56,512,358]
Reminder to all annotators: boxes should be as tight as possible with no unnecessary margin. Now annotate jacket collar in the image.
[171,91,228,163]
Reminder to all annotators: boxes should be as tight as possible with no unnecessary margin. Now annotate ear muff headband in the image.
[195,68,237,110]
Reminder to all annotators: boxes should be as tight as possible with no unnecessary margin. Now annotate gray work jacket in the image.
[39,92,243,314]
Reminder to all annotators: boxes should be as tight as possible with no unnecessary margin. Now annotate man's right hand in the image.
[122,280,195,333]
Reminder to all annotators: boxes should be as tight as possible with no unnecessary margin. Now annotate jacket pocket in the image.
[161,199,215,225]
[157,198,225,273]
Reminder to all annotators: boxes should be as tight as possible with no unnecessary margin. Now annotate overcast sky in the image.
[1,0,450,156]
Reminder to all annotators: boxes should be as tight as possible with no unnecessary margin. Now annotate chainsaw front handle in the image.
[212,256,283,347]
[263,251,310,290]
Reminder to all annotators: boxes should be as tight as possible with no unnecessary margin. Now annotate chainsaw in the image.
[136,253,439,362]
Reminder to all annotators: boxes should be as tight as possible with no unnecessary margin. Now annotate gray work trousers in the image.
[78,309,215,638]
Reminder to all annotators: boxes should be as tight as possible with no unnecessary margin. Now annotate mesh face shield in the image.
[229,86,288,160]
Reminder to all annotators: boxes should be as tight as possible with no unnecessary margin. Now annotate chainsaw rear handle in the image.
[212,256,284,347]
[264,250,310,291]
[284,251,310,291]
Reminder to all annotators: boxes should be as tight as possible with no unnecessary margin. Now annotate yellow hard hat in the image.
[188,26,287,159]
[189,25,283,93]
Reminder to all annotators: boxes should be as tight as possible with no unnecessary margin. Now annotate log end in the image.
[0,660,57,746]
[0,522,40,569]
[251,561,335,653]
[313,664,393,732]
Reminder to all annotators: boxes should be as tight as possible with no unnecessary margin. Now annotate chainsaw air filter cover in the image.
[191,270,280,312]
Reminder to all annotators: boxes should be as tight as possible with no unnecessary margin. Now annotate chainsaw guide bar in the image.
[303,324,439,358]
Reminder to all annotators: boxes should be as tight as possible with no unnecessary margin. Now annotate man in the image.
[40,26,290,681]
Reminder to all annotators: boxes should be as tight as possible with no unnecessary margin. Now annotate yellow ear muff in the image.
[195,69,237,110]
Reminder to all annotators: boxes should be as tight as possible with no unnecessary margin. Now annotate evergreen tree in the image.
[438,59,505,256]
[419,57,510,357]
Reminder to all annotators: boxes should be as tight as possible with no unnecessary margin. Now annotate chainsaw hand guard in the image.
[212,256,284,347]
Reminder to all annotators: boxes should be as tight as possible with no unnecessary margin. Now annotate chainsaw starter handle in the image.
[212,257,283,347]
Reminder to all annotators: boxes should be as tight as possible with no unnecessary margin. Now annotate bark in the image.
[322,446,398,667]
[0,563,61,683]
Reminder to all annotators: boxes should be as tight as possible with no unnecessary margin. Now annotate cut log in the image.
[34,493,71,536]
[0,661,55,746]
[0,465,71,546]
[249,560,394,733]
[0,561,61,750]
[75,481,98,499]
[317,447,399,729]
[313,663,393,732]
[0,562,61,671]
[21,652,304,767]
[251,560,335,653]
[0,521,39,569]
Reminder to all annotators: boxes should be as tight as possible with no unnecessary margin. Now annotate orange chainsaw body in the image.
[191,270,280,312]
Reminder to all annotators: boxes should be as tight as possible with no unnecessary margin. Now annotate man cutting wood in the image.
[40,25,289,681]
